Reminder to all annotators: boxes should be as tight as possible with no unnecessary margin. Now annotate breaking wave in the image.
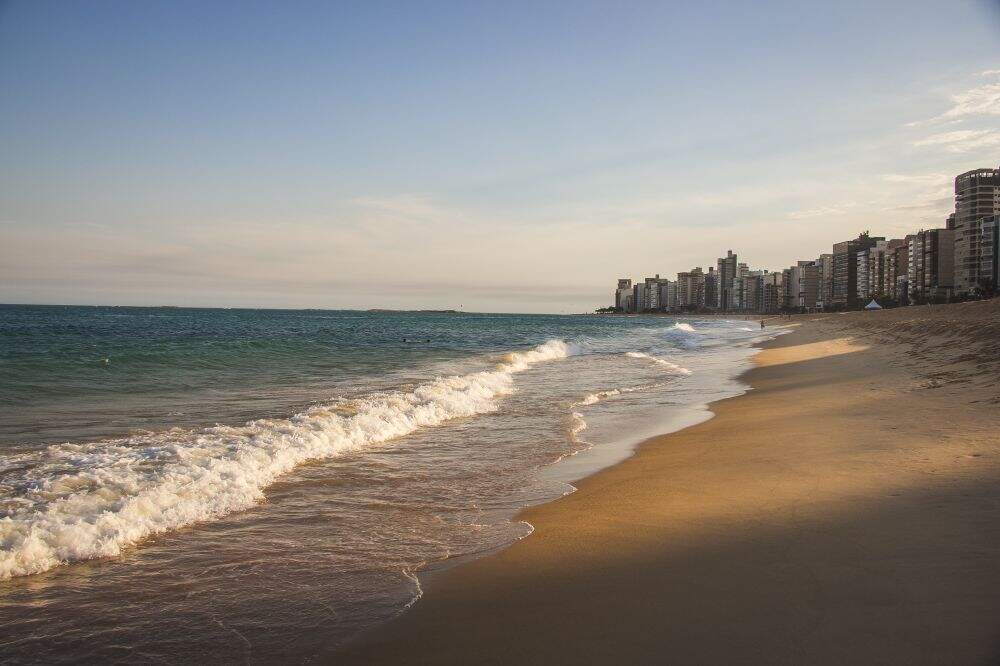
[0,340,572,580]
[672,322,696,333]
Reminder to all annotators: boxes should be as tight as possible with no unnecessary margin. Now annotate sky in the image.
[2,1,999,313]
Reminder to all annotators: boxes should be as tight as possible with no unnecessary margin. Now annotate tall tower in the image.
[716,250,737,310]
[953,167,1000,295]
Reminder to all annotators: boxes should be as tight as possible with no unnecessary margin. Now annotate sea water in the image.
[0,305,774,662]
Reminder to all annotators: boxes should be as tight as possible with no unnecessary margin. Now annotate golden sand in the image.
[340,300,1000,664]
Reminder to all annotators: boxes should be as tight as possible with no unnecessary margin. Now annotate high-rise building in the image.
[953,167,1000,295]
[614,278,632,311]
[759,272,781,313]
[816,254,834,310]
[660,280,678,311]
[731,276,747,311]
[856,249,870,301]
[716,250,737,310]
[676,268,705,309]
[643,275,663,311]
[857,239,888,301]
[908,228,956,303]
[632,281,647,312]
[980,215,999,294]
[703,267,718,311]
[780,261,818,311]
[800,261,819,310]
[882,239,909,302]
[739,271,765,312]
[832,232,883,309]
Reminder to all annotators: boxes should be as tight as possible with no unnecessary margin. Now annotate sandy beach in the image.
[340,300,1000,664]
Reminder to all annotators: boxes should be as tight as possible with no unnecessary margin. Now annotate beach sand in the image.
[339,300,1000,664]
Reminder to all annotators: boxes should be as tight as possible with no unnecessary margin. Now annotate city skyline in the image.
[610,165,1000,313]
[2,2,1000,312]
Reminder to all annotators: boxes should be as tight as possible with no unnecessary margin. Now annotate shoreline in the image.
[379,323,777,623]
[339,300,1000,664]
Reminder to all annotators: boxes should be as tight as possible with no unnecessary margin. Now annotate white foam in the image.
[575,382,664,407]
[672,322,696,333]
[569,411,588,442]
[624,352,693,375]
[0,339,572,580]
[578,389,620,406]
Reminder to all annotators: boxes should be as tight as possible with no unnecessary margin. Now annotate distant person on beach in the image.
[760,321,765,330]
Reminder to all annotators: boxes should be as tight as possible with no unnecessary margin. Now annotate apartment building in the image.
[716,250,737,310]
[676,268,705,309]
[857,239,890,301]
[981,215,999,293]
[660,280,678,310]
[703,267,718,311]
[880,239,909,302]
[953,167,1000,295]
[832,232,883,309]
[815,253,834,310]
[758,272,781,313]
[614,279,633,311]
[908,228,956,303]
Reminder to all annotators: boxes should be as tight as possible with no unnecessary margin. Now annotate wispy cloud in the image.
[913,129,1000,153]
[940,81,1000,119]
[906,70,1000,127]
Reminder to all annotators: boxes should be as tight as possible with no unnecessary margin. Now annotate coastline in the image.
[339,301,1000,664]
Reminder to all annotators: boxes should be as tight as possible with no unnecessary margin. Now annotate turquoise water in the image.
[2,305,612,447]
[0,304,771,662]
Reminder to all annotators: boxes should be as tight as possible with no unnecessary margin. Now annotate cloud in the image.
[906,71,1000,127]
[940,81,1000,119]
[913,129,1000,153]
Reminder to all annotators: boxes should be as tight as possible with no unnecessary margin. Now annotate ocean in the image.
[0,304,773,662]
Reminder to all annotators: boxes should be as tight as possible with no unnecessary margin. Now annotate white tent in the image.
[864,299,882,310]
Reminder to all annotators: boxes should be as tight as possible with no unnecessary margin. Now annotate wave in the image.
[662,322,700,350]
[624,352,693,375]
[0,340,572,580]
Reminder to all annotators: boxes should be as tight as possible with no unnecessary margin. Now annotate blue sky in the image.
[2,1,999,312]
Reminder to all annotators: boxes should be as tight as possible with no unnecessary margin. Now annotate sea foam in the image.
[0,340,571,580]
[624,352,693,375]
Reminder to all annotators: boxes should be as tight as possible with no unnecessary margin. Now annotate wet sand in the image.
[340,300,1000,664]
